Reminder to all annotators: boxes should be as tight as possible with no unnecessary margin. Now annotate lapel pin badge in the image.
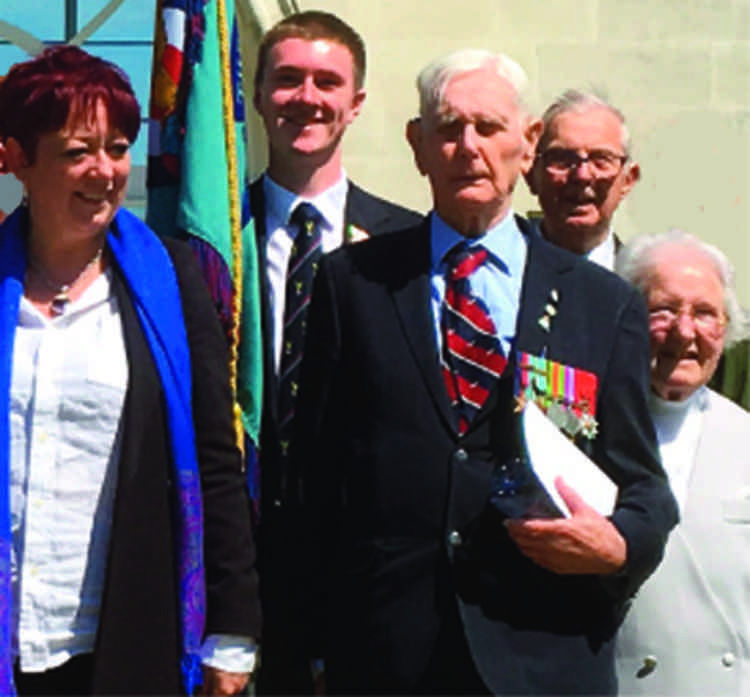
[346,224,370,244]
[537,288,560,333]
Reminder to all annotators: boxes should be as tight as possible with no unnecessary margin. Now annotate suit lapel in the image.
[387,216,576,435]
[462,218,575,432]
[344,181,387,240]
[389,221,457,431]
[254,177,375,426]
[514,218,577,357]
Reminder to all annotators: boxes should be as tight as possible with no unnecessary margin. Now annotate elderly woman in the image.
[615,230,750,695]
[0,47,259,695]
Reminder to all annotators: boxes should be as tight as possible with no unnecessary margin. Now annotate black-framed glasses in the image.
[539,148,628,177]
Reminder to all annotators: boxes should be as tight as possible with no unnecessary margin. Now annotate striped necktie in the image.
[441,244,507,434]
[278,202,323,447]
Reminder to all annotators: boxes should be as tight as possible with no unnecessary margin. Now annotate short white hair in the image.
[416,49,531,122]
[616,229,749,347]
[538,88,632,157]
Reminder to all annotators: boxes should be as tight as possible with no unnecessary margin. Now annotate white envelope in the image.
[522,401,617,517]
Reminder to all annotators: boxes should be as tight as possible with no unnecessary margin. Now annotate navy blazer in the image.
[249,177,421,694]
[292,215,678,695]
[249,177,422,514]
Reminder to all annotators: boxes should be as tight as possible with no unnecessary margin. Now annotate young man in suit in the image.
[525,90,640,271]
[250,11,420,693]
[291,49,678,694]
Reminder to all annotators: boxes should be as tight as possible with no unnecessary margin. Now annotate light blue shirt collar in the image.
[430,209,524,275]
[428,209,527,356]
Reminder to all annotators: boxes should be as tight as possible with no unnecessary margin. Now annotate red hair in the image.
[0,45,141,162]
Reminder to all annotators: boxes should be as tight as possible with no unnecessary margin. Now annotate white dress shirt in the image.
[585,229,617,271]
[263,173,349,372]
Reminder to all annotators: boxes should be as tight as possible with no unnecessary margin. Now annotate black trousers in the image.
[14,653,93,696]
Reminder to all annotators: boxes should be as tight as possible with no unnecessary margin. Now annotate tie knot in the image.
[290,202,322,235]
[445,244,489,281]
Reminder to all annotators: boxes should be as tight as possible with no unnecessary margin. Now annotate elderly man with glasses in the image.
[525,90,640,271]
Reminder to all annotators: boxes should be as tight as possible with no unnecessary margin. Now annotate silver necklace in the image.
[28,247,104,316]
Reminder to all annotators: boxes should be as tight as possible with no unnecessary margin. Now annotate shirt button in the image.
[722,652,736,667]
[448,530,462,548]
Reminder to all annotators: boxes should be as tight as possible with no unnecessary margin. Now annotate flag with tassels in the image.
[147,0,263,507]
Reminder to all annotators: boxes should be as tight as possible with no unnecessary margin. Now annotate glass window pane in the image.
[129,123,149,169]
[84,44,154,118]
[124,161,147,219]
[1,2,66,42]
[0,44,30,76]
[78,0,155,41]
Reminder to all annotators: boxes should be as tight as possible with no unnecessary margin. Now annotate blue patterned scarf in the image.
[0,206,206,695]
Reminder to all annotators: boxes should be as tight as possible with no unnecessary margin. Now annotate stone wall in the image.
[272,0,750,301]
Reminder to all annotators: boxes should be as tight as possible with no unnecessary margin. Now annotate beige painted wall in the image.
[251,0,750,302]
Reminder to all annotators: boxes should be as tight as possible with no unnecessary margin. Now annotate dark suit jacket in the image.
[91,238,260,694]
[249,177,420,692]
[292,215,678,695]
[249,177,422,516]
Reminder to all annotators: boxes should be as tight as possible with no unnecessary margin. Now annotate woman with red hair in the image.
[0,46,259,695]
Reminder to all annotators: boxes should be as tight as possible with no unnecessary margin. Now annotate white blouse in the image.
[10,269,256,675]
[11,270,127,671]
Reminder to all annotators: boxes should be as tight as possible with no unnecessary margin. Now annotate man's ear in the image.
[405,117,427,176]
[346,88,367,125]
[520,117,543,176]
[619,161,641,200]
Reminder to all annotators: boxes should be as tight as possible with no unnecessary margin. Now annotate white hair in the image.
[616,229,750,347]
[415,49,531,122]
[538,89,632,157]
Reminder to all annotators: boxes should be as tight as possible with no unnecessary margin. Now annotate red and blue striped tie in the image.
[441,244,507,434]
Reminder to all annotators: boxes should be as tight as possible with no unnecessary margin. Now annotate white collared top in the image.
[649,386,708,512]
[11,270,127,671]
[263,172,349,372]
[585,229,617,271]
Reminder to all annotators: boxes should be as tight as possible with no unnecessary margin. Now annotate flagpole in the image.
[215,0,246,453]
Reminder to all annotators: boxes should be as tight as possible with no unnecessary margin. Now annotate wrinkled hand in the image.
[504,477,626,575]
[200,666,250,696]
